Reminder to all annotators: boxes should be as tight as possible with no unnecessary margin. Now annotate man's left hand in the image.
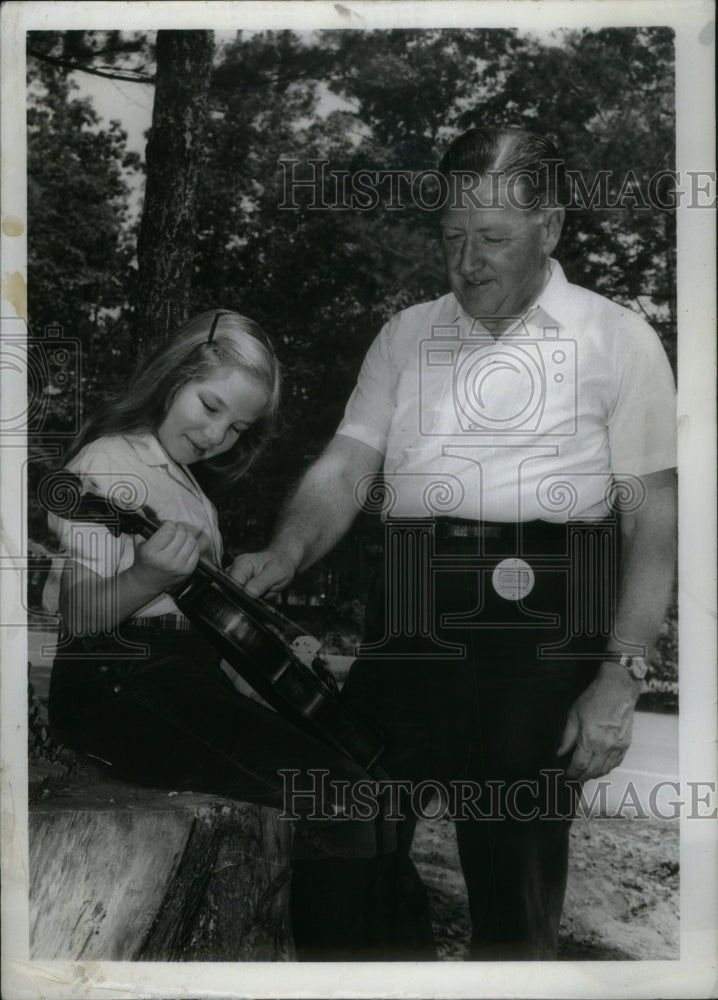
[557,661,644,780]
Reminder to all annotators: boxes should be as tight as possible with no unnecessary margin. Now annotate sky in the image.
[68,33,354,218]
[72,72,153,153]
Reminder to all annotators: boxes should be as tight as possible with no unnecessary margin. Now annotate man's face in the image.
[440,178,562,334]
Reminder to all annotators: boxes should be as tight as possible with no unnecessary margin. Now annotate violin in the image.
[41,472,385,775]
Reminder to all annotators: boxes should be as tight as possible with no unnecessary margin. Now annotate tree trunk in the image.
[29,780,294,961]
[133,30,215,347]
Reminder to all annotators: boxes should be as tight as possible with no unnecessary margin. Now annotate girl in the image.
[46,309,372,828]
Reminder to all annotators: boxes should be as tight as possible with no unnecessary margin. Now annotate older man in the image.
[233,126,677,960]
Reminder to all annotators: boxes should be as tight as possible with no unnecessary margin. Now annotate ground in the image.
[413,813,679,961]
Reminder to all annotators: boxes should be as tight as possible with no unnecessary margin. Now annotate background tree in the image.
[133,30,215,346]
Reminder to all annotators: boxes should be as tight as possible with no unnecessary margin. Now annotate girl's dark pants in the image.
[48,624,383,868]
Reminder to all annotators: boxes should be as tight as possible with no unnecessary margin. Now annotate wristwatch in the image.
[605,653,649,680]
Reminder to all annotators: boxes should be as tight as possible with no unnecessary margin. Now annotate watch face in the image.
[632,657,648,679]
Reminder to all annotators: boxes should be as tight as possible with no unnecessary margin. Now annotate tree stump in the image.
[29,777,295,961]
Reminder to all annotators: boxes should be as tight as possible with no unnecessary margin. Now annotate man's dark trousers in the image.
[291,519,613,960]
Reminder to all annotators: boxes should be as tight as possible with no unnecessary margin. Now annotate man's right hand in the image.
[229,549,298,598]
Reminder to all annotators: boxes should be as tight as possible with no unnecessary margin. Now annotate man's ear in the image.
[542,207,565,255]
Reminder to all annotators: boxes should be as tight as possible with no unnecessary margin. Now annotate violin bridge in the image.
[290,634,322,667]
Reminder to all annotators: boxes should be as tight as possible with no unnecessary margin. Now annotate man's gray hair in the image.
[439,126,566,209]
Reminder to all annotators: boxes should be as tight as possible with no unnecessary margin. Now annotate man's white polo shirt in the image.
[336,260,676,523]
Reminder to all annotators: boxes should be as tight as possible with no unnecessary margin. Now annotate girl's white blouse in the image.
[44,433,224,619]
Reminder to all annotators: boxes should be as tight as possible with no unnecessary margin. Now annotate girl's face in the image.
[157,369,269,466]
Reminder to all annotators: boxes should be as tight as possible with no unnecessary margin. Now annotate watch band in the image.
[603,652,648,679]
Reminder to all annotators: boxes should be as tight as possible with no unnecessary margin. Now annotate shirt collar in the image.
[532,258,570,331]
[124,433,174,467]
[123,432,199,495]
[446,258,569,336]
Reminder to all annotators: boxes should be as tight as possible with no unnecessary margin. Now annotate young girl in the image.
[46,309,373,827]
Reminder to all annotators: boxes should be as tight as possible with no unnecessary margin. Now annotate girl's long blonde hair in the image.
[66,310,281,487]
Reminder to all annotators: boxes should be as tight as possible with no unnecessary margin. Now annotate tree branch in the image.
[27,48,155,84]
[632,296,659,323]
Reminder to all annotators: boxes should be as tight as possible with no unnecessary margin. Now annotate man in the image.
[233,126,677,960]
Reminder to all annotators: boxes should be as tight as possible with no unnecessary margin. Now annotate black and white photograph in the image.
[1,2,715,998]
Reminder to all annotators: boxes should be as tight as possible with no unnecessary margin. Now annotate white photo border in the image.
[2,2,715,998]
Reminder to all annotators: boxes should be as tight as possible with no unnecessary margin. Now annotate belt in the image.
[433,517,571,542]
[434,519,503,539]
[128,613,193,631]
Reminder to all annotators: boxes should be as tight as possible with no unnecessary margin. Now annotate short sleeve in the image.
[335,318,398,454]
[47,444,134,580]
[607,320,677,477]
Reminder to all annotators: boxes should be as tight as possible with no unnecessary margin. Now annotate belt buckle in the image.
[479,524,502,539]
[436,519,502,540]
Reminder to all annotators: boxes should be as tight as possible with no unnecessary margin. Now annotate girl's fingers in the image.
[176,531,200,564]
[146,522,198,570]
[183,543,201,574]
[154,521,191,553]
[164,526,200,572]
[150,520,177,545]
[177,521,202,537]
[162,523,186,551]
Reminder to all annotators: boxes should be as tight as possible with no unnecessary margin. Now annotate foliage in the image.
[27,28,154,82]
[26,33,142,540]
[27,38,139,334]
[459,27,677,364]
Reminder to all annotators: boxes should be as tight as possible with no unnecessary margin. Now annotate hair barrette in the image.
[207,311,225,344]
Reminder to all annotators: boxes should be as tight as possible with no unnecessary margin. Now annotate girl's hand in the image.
[131,520,201,594]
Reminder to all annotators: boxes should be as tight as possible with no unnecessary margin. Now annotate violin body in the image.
[43,473,386,775]
[171,573,385,772]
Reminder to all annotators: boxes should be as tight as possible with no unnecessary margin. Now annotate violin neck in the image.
[132,510,163,540]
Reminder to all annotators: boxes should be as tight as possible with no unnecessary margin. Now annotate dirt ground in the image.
[412,813,679,961]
